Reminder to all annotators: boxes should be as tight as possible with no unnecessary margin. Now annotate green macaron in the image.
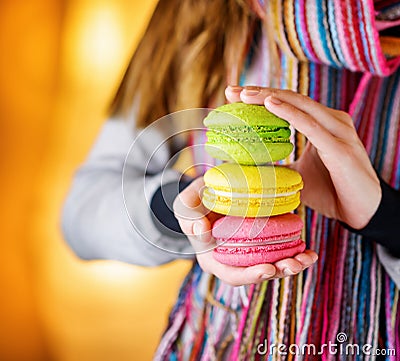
[203,102,293,164]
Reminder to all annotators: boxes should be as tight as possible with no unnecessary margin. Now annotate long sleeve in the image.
[349,177,400,255]
[369,179,400,287]
[61,118,194,266]
[342,177,400,287]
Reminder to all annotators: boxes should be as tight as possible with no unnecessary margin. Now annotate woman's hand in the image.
[225,86,381,229]
[173,177,318,286]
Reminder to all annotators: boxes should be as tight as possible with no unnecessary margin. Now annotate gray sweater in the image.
[62,118,194,266]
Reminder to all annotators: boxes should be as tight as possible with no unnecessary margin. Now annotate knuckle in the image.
[336,110,353,124]
[335,109,347,118]
[298,93,310,102]
[279,89,296,96]
[347,130,360,143]
[292,91,311,105]
[306,117,319,130]
[342,128,361,144]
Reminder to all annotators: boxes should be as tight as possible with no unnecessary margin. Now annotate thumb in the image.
[193,220,210,239]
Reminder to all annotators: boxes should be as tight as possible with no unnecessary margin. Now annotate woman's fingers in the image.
[264,95,345,157]
[294,250,319,266]
[273,250,318,278]
[226,86,355,139]
[225,85,243,102]
[174,177,204,209]
[260,90,380,228]
[197,249,318,286]
[197,252,276,286]
[264,93,354,141]
[269,89,354,126]
[173,178,214,249]
[225,85,273,104]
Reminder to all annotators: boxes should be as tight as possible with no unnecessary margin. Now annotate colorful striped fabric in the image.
[154,1,400,360]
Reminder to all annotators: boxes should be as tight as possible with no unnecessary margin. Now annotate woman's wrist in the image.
[150,178,193,238]
[341,176,400,257]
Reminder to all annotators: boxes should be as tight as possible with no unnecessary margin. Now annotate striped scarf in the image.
[155,1,400,360]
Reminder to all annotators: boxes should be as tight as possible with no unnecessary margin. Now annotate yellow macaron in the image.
[202,163,303,217]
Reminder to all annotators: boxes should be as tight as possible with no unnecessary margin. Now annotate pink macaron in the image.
[212,213,305,267]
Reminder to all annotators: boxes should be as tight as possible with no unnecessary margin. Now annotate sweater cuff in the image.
[342,177,400,257]
[150,179,193,238]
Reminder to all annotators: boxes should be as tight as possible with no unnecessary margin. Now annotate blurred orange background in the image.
[0,0,191,360]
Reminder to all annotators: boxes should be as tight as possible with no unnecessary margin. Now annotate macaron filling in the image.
[214,238,304,253]
[213,238,306,266]
[216,236,301,247]
[215,227,302,245]
[209,189,298,198]
[206,126,291,142]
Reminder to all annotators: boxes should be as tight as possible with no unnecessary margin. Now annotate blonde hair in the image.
[111,0,259,127]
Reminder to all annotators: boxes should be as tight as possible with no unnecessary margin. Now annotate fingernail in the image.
[260,273,273,280]
[228,85,242,92]
[283,268,295,276]
[193,222,203,237]
[267,95,282,105]
[243,88,260,96]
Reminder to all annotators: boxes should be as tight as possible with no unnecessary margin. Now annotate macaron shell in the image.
[212,214,303,240]
[203,103,290,127]
[202,187,300,217]
[203,163,303,195]
[213,239,306,266]
[204,142,293,164]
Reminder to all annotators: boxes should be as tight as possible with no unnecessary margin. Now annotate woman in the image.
[62,0,400,359]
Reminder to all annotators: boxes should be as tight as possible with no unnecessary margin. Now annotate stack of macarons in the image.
[202,102,305,267]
